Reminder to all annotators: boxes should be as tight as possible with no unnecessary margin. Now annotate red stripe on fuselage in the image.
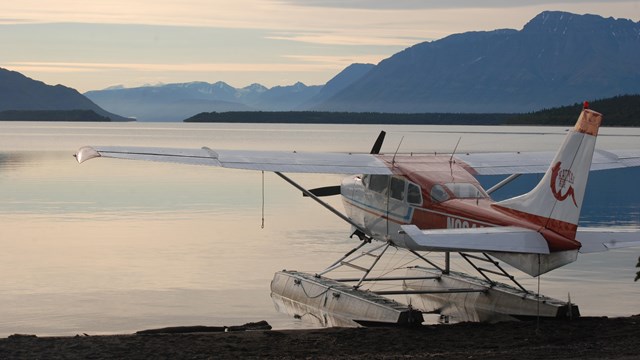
[491,204,580,251]
[413,197,581,252]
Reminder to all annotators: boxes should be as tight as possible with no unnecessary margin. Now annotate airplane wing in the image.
[454,149,640,175]
[400,225,550,254]
[75,146,393,175]
[576,228,640,253]
[76,145,640,177]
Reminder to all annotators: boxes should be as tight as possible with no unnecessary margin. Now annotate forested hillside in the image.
[507,95,640,126]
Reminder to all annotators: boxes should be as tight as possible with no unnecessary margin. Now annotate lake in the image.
[0,121,638,336]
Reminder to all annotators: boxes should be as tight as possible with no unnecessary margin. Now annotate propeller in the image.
[370,130,386,155]
[303,185,342,197]
[303,131,386,197]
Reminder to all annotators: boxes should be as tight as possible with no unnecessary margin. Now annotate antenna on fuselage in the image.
[449,137,462,177]
[391,136,404,167]
[449,137,462,165]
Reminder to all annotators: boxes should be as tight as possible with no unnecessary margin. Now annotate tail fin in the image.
[494,108,602,240]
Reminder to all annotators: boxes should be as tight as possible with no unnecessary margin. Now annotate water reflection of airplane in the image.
[76,105,640,325]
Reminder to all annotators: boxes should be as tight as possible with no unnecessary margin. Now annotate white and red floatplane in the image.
[76,105,640,325]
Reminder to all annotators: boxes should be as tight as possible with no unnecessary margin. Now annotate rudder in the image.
[493,108,603,240]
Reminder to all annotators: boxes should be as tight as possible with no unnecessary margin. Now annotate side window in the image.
[389,177,405,201]
[407,183,422,205]
[368,175,389,193]
[444,183,488,199]
[430,184,450,203]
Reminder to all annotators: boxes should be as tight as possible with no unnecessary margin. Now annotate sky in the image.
[1,1,638,93]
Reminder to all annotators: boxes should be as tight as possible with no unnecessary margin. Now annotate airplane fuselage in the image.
[340,155,581,253]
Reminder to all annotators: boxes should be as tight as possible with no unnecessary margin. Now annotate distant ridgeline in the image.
[506,95,640,127]
[185,112,509,125]
[185,94,640,126]
[0,110,112,122]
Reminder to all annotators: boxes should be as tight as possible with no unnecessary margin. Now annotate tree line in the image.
[185,94,640,127]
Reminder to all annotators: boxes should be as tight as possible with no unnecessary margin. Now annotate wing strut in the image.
[274,172,372,239]
[486,173,521,195]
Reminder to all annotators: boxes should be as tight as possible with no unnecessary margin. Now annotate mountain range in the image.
[2,11,639,121]
[315,11,640,113]
[84,64,374,121]
[84,81,327,121]
[0,68,129,121]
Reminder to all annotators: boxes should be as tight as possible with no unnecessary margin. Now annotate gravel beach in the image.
[1,315,638,359]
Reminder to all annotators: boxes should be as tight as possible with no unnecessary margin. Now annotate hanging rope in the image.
[536,254,541,333]
[261,171,265,229]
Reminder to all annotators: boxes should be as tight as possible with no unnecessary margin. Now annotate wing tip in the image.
[75,146,101,164]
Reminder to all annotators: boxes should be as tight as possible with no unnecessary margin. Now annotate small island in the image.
[0,110,114,122]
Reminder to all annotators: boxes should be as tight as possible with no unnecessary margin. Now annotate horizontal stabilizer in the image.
[400,225,550,254]
[455,149,640,175]
[577,228,640,253]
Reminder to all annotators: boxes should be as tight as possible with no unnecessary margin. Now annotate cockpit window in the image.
[368,174,389,193]
[365,175,422,205]
[389,177,405,200]
[444,182,487,199]
[430,184,450,203]
[407,183,422,205]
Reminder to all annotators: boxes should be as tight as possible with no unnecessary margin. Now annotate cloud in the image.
[266,32,423,46]
[6,61,341,74]
[276,0,480,10]
[1,1,637,48]
[2,1,638,92]
[0,1,436,46]
[0,18,31,24]
[277,0,639,10]
[282,54,382,66]
[3,61,343,91]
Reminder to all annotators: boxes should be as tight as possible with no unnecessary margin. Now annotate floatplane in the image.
[75,105,640,326]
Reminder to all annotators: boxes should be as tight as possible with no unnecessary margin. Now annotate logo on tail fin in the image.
[550,162,577,207]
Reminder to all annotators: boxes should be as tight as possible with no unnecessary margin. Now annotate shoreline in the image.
[1,315,638,359]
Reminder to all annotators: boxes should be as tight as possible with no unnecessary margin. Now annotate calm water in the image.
[0,121,638,336]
